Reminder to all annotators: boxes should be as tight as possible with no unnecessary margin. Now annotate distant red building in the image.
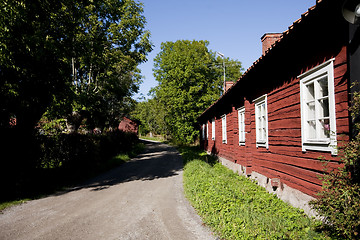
[118,117,139,134]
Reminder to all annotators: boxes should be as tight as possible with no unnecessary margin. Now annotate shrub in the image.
[310,90,360,239]
[1,129,139,201]
[37,130,139,170]
[310,135,360,239]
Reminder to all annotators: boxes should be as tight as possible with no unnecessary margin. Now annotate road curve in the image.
[0,140,216,240]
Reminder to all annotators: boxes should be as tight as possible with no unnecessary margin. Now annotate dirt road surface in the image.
[0,140,216,240]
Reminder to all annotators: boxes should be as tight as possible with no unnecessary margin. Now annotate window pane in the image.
[307,101,315,120]
[319,98,329,118]
[222,116,226,142]
[319,119,330,139]
[307,120,316,139]
[262,127,266,140]
[306,83,315,101]
[259,128,263,140]
[239,111,245,142]
[319,76,328,97]
[262,116,266,128]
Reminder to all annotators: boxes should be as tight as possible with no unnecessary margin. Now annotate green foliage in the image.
[0,0,152,131]
[310,89,360,239]
[0,0,73,129]
[0,199,30,212]
[131,98,168,136]
[37,118,67,135]
[69,0,152,129]
[179,146,326,240]
[152,40,242,144]
[1,130,141,201]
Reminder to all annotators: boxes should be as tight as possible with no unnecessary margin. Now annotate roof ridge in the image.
[199,0,323,118]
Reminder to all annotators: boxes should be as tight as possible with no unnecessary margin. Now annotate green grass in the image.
[0,199,30,212]
[140,136,165,142]
[178,145,328,240]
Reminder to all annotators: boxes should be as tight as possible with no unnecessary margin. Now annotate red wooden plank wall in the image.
[201,47,350,197]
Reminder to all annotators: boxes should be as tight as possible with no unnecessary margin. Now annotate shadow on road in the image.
[56,140,183,194]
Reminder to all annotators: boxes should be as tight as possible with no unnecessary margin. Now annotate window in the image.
[222,115,227,144]
[238,107,245,145]
[212,118,215,140]
[206,122,209,140]
[202,124,205,140]
[254,95,268,148]
[299,59,337,155]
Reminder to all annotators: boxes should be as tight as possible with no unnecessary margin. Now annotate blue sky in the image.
[134,0,315,100]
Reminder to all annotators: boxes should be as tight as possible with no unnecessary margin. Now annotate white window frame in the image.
[206,122,209,140]
[211,118,215,140]
[222,114,227,144]
[254,94,269,149]
[238,107,245,145]
[299,58,337,155]
[202,124,205,140]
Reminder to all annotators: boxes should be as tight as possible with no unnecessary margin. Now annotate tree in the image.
[0,0,152,132]
[131,97,168,136]
[152,40,243,143]
[0,0,73,130]
[68,0,152,130]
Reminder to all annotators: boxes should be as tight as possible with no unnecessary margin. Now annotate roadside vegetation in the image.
[0,131,144,212]
[140,135,166,142]
[309,88,360,239]
[178,145,328,240]
[1,0,150,212]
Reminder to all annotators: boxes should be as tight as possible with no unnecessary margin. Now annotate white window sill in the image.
[256,141,268,149]
[305,139,330,144]
[302,143,337,155]
[239,142,245,146]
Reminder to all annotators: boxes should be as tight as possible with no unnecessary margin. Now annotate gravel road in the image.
[0,140,216,240]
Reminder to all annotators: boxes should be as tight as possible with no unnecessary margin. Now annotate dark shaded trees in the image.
[0,0,152,194]
[0,0,152,132]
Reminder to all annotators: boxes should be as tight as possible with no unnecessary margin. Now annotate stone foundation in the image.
[214,154,316,216]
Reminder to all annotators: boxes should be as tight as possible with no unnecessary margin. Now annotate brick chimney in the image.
[261,33,282,56]
[224,81,234,92]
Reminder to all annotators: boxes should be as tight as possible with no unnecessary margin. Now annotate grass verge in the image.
[0,199,30,212]
[139,136,165,142]
[178,145,328,240]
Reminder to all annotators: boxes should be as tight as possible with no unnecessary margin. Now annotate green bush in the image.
[310,135,360,239]
[1,129,140,201]
[37,130,138,170]
[310,90,360,239]
[180,146,326,240]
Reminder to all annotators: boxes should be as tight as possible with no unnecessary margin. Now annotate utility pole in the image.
[217,52,226,95]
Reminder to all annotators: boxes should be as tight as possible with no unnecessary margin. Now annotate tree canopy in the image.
[131,97,168,136]
[0,0,152,131]
[151,40,242,143]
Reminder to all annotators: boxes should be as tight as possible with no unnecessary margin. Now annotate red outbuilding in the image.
[118,117,139,135]
[198,0,360,215]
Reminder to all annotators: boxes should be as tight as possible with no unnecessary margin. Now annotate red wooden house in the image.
[118,117,139,135]
[199,0,360,215]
